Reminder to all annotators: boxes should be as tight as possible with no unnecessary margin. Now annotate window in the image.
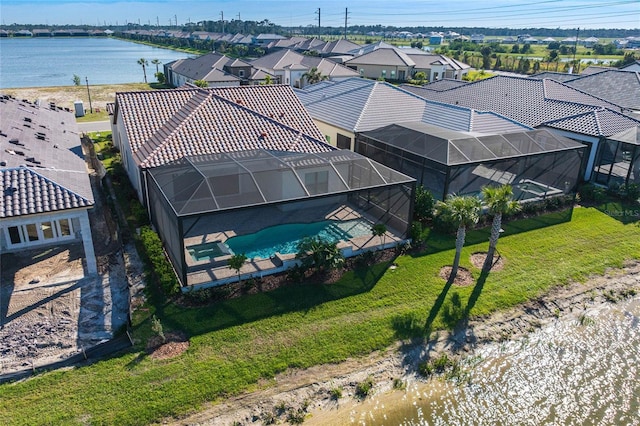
[41,222,54,239]
[8,226,21,244]
[304,170,329,195]
[337,134,351,150]
[381,70,387,78]
[58,219,71,237]
[391,70,396,78]
[238,70,245,78]
[26,223,38,241]
[360,69,364,75]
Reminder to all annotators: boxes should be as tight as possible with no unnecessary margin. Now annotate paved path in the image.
[78,120,111,133]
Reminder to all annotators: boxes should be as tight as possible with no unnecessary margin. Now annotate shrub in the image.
[578,183,606,204]
[414,186,435,222]
[329,387,343,400]
[410,221,423,243]
[355,376,374,398]
[139,226,180,296]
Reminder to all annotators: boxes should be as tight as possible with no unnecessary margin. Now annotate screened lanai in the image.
[593,126,640,187]
[356,122,586,201]
[146,149,415,287]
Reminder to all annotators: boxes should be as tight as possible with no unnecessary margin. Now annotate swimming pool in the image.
[187,241,232,262]
[225,219,374,260]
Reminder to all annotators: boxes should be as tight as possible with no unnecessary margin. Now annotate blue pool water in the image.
[225,219,374,259]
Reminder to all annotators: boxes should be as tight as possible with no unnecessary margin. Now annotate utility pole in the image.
[344,8,349,40]
[85,77,93,114]
[220,11,225,33]
[315,8,320,36]
[175,14,178,27]
[157,16,159,27]
[572,27,580,72]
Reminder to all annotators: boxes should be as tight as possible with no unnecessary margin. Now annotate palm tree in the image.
[151,59,161,74]
[481,185,520,273]
[302,67,328,85]
[137,58,149,83]
[435,195,481,283]
[371,223,387,247]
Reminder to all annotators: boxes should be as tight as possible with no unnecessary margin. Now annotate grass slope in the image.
[1,207,638,425]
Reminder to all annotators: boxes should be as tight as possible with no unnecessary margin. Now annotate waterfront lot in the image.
[1,204,639,425]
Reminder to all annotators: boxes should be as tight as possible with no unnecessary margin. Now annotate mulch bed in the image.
[470,252,505,271]
[438,266,474,287]
[147,331,189,360]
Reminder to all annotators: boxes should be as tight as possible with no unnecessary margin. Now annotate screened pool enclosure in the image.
[356,123,586,201]
[593,126,640,188]
[146,149,415,287]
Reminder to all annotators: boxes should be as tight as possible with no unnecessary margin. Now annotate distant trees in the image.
[151,58,161,74]
[137,58,149,83]
[72,74,81,86]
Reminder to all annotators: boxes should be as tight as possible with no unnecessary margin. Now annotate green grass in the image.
[1,207,639,425]
[89,131,118,171]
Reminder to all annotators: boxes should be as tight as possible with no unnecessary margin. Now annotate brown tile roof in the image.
[115,86,332,169]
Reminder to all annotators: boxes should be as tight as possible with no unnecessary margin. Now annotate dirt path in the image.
[166,260,640,426]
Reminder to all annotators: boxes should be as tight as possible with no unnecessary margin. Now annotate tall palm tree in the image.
[481,185,520,273]
[137,58,149,83]
[302,67,328,85]
[151,59,161,74]
[435,195,481,283]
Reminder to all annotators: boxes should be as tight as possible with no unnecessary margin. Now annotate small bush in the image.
[151,315,165,343]
[392,378,406,390]
[139,226,180,296]
[355,376,374,398]
[578,183,606,204]
[286,409,306,424]
[410,221,423,243]
[329,386,343,400]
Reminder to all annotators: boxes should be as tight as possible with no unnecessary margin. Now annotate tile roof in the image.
[115,86,332,169]
[562,69,640,110]
[414,79,469,92]
[0,95,94,218]
[543,109,640,138]
[406,54,471,71]
[296,78,529,134]
[250,49,360,78]
[344,48,415,67]
[401,75,623,131]
[168,52,243,83]
[529,72,579,82]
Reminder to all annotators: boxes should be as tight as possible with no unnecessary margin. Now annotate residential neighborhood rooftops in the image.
[0,95,93,218]
[114,85,332,169]
[296,78,530,134]
[401,75,624,131]
[562,69,640,111]
[250,49,360,79]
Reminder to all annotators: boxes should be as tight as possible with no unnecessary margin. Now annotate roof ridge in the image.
[140,89,212,165]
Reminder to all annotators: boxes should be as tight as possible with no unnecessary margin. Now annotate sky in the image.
[1,0,639,30]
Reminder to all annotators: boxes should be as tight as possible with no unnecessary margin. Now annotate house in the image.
[470,34,485,44]
[295,78,529,151]
[620,60,640,73]
[356,123,586,201]
[429,33,444,45]
[250,49,360,88]
[344,47,470,82]
[582,37,600,48]
[0,95,97,274]
[401,75,640,181]
[165,52,272,87]
[562,69,640,112]
[110,85,414,288]
[253,33,287,46]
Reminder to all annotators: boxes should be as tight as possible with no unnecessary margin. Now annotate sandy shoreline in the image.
[165,260,640,425]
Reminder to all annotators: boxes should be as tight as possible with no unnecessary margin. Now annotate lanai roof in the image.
[360,123,585,166]
[147,149,414,216]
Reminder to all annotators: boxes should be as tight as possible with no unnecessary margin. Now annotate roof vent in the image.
[0,161,6,166]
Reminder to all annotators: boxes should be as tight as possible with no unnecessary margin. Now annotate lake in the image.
[0,37,195,89]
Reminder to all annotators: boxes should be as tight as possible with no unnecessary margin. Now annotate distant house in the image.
[253,33,287,46]
[582,37,600,48]
[14,30,33,37]
[470,34,485,44]
[561,36,580,45]
[344,47,469,82]
[429,33,444,45]
[165,52,271,87]
[250,49,360,88]
[0,95,97,274]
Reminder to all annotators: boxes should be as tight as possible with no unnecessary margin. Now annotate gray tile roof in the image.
[543,109,640,137]
[407,54,470,71]
[250,49,359,79]
[168,52,244,83]
[115,86,333,169]
[0,95,93,218]
[562,69,640,110]
[344,48,415,67]
[401,75,623,131]
[295,78,529,134]
[529,72,579,82]
[609,126,640,145]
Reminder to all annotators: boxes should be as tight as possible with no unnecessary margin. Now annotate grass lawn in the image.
[1,205,639,425]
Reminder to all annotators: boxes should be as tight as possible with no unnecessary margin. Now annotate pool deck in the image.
[182,203,405,289]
